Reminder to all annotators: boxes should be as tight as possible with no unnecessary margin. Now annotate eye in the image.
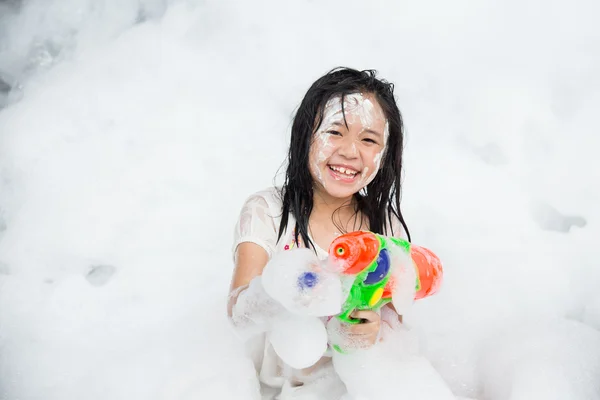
[362,138,377,144]
[327,130,342,136]
[336,246,345,255]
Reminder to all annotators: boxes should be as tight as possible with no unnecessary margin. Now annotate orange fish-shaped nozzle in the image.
[328,231,380,275]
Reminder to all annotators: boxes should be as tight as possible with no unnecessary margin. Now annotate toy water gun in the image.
[327,231,443,325]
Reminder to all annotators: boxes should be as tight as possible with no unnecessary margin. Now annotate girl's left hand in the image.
[346,310,381,349]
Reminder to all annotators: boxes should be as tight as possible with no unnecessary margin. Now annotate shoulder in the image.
[240,187,283,213]
[236,186,285,228]
[249,187,282,205]
[233,187,285,259]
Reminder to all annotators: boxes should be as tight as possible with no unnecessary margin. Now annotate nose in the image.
[337,136,358,159]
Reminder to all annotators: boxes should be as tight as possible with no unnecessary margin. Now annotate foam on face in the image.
[311,93,388,190]
[361,123,388,187]
[311,97,342,188]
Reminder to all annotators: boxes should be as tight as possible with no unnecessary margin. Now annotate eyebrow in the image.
[331,121,383,137]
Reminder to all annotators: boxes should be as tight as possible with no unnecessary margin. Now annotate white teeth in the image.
[330,165,357,176]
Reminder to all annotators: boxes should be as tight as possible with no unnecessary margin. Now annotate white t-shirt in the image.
[232,187,407,399]
[232,187,407,261]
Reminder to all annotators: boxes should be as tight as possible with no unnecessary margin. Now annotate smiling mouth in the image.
[328,164,360,180]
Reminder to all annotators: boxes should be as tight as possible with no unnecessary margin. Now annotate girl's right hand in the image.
[326,310,382,351]
[346,310,381,348]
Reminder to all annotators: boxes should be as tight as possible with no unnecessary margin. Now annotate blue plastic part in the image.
[364,248,390,285]
[298,271,319,290]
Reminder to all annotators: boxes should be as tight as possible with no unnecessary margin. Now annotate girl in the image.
[228,67,412,400]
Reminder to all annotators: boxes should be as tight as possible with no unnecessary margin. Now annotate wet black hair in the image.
[277,67,411,249]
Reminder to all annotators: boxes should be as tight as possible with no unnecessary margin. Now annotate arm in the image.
[228,192,279,321]
[383,303,402,325]
[229,244,332,372]
[227,242,269,317]
[228,243,289,338]
[386,303,403,324]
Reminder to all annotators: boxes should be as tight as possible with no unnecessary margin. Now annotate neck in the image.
[311,186,355,217]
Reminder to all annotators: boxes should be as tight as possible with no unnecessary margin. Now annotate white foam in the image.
[0,0,599,399]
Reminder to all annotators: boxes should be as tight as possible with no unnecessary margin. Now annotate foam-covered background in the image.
[1,1,599,399]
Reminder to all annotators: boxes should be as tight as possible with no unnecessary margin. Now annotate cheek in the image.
[309,136,336,186]
[359,147,386,185]
[373,148,385,169]
[310,136,335,166]
[366,147,385,169]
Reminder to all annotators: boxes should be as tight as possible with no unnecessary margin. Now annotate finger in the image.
[349,322,380,335]
[345,333,378,349]
[350,310,379,322]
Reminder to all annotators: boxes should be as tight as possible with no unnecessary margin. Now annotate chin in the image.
[321,181,362,199]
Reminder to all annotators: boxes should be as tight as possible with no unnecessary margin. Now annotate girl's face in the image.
[309,93,389,200]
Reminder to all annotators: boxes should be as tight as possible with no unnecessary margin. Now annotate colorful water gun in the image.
[327,231,443,325]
